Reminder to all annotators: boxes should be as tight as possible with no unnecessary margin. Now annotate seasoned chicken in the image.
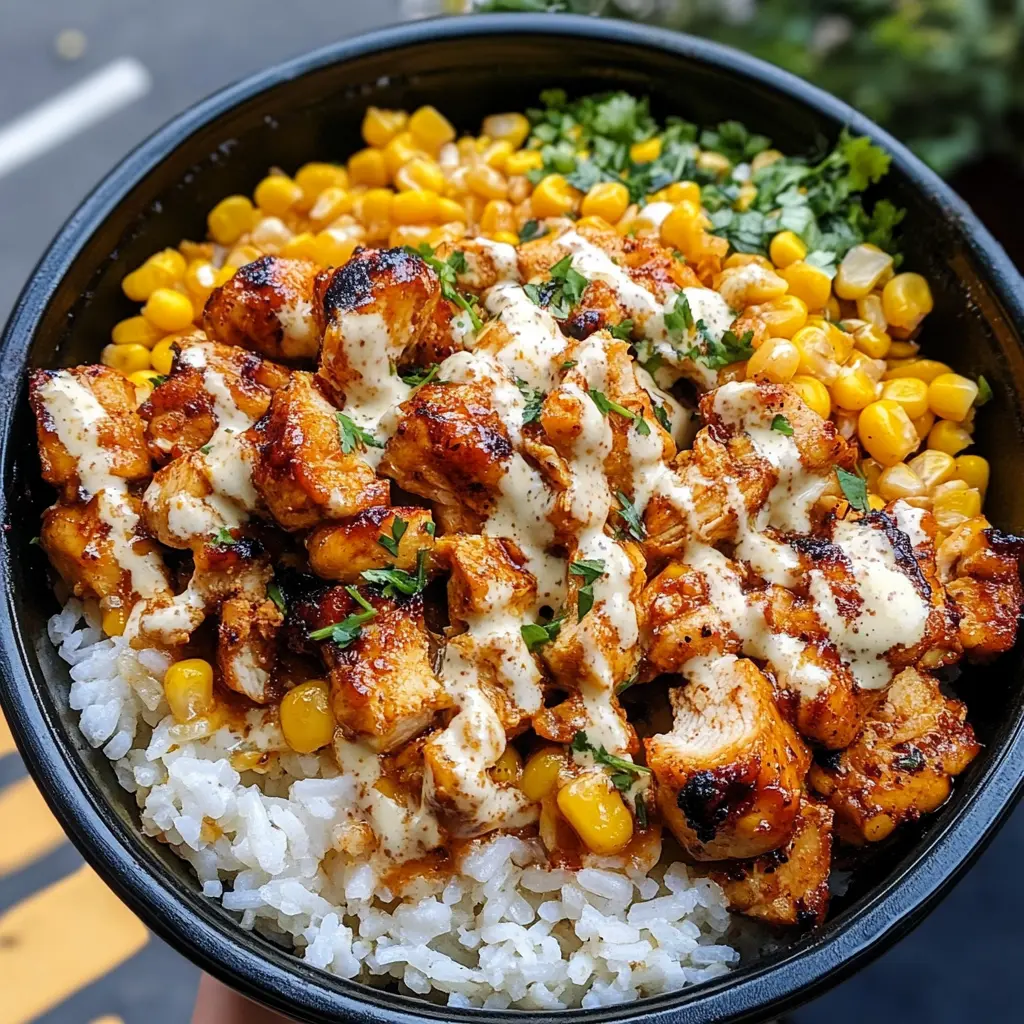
[203,255,321,361]
[305,585,451,753]
[646,655,810,860]
[809,667,979,844]
[141,337,289,463]
[247,370,389,530]
[306,506,435,582]
[380,381,515,533]
[710,798,833,927]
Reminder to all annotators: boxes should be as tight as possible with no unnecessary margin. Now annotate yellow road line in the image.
[0,710,15,759]
[0,776,68,877]
[0,864,148,1024]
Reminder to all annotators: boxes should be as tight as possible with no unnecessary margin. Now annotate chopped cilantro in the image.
[976,375,993,407]
[378,517,408,558]
[361,548,429,598]
[685,323,755,370]
[199,443,212,455]
[893,746,926,773]
[212,527,237,546]
[652,402,672,433]
[588,388,646,433]
[518,218,546,243]
[616,672,639,695]
[771,414,794,436]
[699,120,771,165]
[425,521,436,538]
[521,614,564,653]
[561,359,578,370]
[571,730,652,792]
[836,467,870,513]
[307,586,376,648]
[400,364,441,388]
[515,378,545,425]
[570,559,606,621]
[615,490,646,542]
[525,254,590,319]
[267,581,286,614]
[412,244,483,331]
[664,292,694,337]
[337,412,383,454]
[609,319,634,341]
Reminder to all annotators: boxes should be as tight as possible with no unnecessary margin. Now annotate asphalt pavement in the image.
[0,3,1021,1022]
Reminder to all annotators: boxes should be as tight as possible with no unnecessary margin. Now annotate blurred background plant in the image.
[405,0,1024,179]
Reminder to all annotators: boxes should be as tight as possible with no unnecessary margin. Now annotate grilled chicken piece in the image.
[30,365,151,502]
[938,520,1023,660]
[141,337,289,463]
[309,586,451,753]
[646,655,810,860]
[247,371,389,530]
[644,380,848,563]
[435,236,520,293]
[710,798,833,928]
[306,506,435,582]
[203,255,320,360]
[380,381,514,533]
[314,246,455,407]
[809,667,979,844]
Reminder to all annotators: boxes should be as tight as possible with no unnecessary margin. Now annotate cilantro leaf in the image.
[652,402,672,432]
[685,323,755,371]
[839,134,892,192]
[212,527,237,546]
[836,467,870,513]
[149,374,169,387]
[337,412,383,454]
[893,746,926,773]
[975,375,993,407]
[412,244,483,331]
[307,586,377,647]
[699,120,771,165]
[518,219,546,243]
[771,414,794,436]
[521,614,564,653]
[425,521,436,538]
[616,672,639,695]
[400,364,441,388]
[378,517,408,558]
[267,581,286,614]
[570,558,606,621]
[609,319,634,341]
[571,730,652,785]
[199,443,212,455]
[588,389,645,430]
[361,549,429,598]
[561,359,577,370]
[615,490,646,541]
[664,292,694,337]
[515,378,545,425]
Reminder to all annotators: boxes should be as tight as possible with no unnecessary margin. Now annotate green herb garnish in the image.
[571,730,652,793]
[378,517,408,558]
[267,581,286,614]
[521,614,564,653]
[518,219,546,243]
[836,467,870,513]
[570,559,606,621]
[337,412,383,455]
[361,549,429,598]
[615,491,646,541]
[400,364,441,388]
[588,389,648,434]
[307,586,377,648]
[524,254,589,319]
[515,378,545,425]
[652,402,672,433]
[975,375,993,407]
[609,319,634,341]
[212,527,237,546]
[771,414,794,436]
[684,323,755,371]
[664,292,694,337]
[412,244,483,330]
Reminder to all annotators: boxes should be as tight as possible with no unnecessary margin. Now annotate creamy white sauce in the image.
[482,283,566,392]
[276,296,316,358]
[37,372,169,600]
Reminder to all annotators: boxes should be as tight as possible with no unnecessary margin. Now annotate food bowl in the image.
[2,12,1023,1023]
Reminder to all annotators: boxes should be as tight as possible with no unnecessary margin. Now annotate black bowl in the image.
[2,12,1024,1024]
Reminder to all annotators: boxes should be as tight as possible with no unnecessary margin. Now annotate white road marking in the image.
[0,57,151,180]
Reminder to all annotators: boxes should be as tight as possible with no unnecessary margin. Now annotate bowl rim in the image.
[2,12,1024,1024]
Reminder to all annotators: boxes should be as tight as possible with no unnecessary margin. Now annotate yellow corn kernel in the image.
[121,267,158,303]
[663,181,699,205]
[769,230,807,269]
[388,224,434,248]
[253,174,302,217]
[164,658,215,724]
[659,200,705,252]
[435,196,469,223]
[150,336,178,376]
[141,288,195,333]
[121,249,185,302]
[908,450,956,492]
[384,132,427,177]
[856,292,888,332]
[819,318,855,363]
[481,112,530,148]
[111,315,162,349]
[129,368,164,391]
[207,195,256,246]
[520,748,565,801]
[581,181,630,224]
[928,373,979,422]
[858,400,920,466]
[279,680,335,753]
[101,343,152,375]
[479,199,516,238]
[735,183,757,211]
[491,745,523,785]
[482,140,514,172]
[746,337,800,384]
[889,340,920,359]
[356,187,394,226]
[427,221,468,247]
[294,162,347,209]
[835,243,894,300]
[394,156,445,194]
[225,243,263,268]
[932,487,983,530]
[790,375,831,419]
[912,410,936,440]
[505,149,544,176]
[278,232,320,262]
[851,322,892,360]
[882,272,934,330]
[251,215,294,251]
[696,150,731,177]
[556,773,634,856]
[792,324,840,383]
[877,463,926,502]
[755,294,808,339]
[349,147,389,188]
[880,377,930,420]
[780,261,832,310]
[752,148,783,171]
[313,227,362,267]
[861,458,883,492]
[491,230,519,245]
[409,105,456,152]
[391,189,441,224]
[883,359,952,384]
[531,174,580,218]
[630,137,662,164]
[718,263,788,307]
[362,107,408,149]
[101,606,128,637]
[927,419,973,456]
[868,493,886,511]
[954,454,989,493]
[308,186,354,228]
[831,368,878,411]
[464,164,508,200]
[183,259,222,306]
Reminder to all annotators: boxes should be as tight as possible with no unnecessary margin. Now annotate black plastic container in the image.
[2,13,1023,1024]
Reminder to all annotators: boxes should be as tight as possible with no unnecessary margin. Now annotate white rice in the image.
[48,597,738,1008]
